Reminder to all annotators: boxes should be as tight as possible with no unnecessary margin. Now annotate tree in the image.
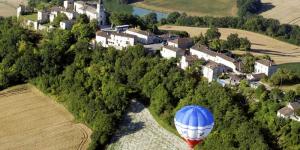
[239,37,251,51]
[270,69,297,85]
[255,84,266,99]
[15,51,41,79]
[209,39,222,51]
[101,80,128,116]
[150,84,173,115]
[269,88,283,101]
[71,23,94,39]
[52,13,68,27]
[143,13,157,25]
[205,27,221,41]
[284,90,296,102]
[226,33,240,50]
[194,33,208,45]
[167,12,181,24]
[241,54,255,73]
[76,14,90,24]
[110,13,138,26]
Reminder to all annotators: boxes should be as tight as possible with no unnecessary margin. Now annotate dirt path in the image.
[0,84,92,150]
[107,99,189,150]
[159,25,300,64]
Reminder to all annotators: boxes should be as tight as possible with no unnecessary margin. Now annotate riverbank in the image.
[132,0,237,17]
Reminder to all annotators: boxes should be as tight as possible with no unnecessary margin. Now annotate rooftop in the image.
[163,46,185,53]
[127,28,155,36]
[289,102,300,110]
[217,53,236,63]
[278,107,294,116]
[251,73,266,79]
[191,44,217,57]
[96,31,110,38]
[204,61,222,69]
[185,55,198,63]
[168,38,193,48]
[112,32,136,39]
[96,31,136,39]
[256,59,275,66]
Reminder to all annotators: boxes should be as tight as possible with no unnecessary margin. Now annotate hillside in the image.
[260,0,300,26]
[132,0,237,16]
[159,25,300,64]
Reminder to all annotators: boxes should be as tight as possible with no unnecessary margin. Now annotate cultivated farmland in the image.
[132,0,237,17]
[0,84,92,150]
[0,0,23,17]
[159,25,300,64]
[260,0,300,26]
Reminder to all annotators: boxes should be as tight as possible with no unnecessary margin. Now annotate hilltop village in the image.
[17,0,277,87]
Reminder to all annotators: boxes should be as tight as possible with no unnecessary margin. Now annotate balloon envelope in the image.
[174,105,214,148]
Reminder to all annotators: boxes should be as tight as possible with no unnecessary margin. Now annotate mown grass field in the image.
[260,0,300,26]
[159,25,300,65]
[132,0,237,16]
[0,0,23,17]
[0,84,92,150]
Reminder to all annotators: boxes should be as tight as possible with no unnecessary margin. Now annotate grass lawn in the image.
[104,0,132,14]
[132,0,237,16]
[20,13,38,21]
[279,62,300,76]
[279,84,300,92]
[277,62,300,91]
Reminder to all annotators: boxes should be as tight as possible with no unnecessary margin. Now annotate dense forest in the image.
[1,14,300,150]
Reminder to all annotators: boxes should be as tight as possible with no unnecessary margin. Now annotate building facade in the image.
[161,46,185,59]
[125,28,156,44]
[255,59,277,76]
[96,31,135,50]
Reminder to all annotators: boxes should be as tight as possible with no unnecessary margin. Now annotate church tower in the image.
[97,0,106,26]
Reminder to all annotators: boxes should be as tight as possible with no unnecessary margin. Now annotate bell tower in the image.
[97,0,106,26]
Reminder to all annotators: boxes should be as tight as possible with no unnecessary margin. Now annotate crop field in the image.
[132,0,237,17]
[159,25,300,64]
[0,84,92,150]
[260,0,300,26]
[0,0,23,17]
[107,99,189,150]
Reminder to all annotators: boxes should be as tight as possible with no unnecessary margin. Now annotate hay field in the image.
[132,0,237,17]
[260,0,300,26]
[159,25,300,64]
[0,0,23,17]
[0,84,92,150]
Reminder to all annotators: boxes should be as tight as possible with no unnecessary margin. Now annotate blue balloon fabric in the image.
[174,105,214,142]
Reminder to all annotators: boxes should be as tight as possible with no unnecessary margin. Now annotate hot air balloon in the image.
[174,105,214,149]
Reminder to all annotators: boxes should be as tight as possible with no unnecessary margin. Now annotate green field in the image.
[279,62,300,76]
[104,0,132,14]
[133,0,237,16]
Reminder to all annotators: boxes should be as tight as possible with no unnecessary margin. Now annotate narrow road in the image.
[107,99,189,150]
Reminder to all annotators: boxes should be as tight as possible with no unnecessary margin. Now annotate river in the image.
[132,7,168,21]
